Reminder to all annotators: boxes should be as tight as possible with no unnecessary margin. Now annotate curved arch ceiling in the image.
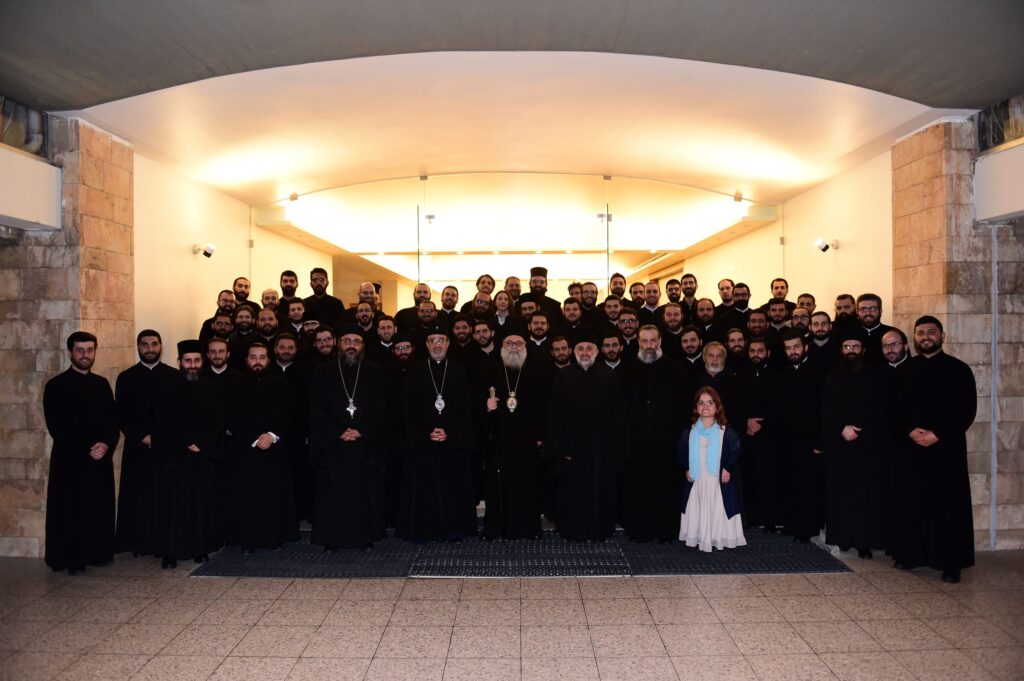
[76,51,968,206]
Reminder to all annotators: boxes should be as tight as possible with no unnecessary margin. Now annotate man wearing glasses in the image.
[302,267,345,326]
[856,293,894,366]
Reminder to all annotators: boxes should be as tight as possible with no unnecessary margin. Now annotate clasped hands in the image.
[909,427,939,447]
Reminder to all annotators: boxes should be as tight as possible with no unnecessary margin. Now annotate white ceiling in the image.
[75,51,970,208]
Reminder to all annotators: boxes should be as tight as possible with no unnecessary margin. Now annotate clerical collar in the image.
[277,361,292,370]
[380,341,393,348]
[140,361,159,370]
[643,304,658,313]
[667,327,682,335]
[211,365,227,374]
[864,323,881,334]
[605,359,620,369]
[291,324,302,332]
[686,356,701,364]
[735,305,749,313]
[238,328,252,336]
[481,344,494,354]
[770,322,788,331]
[792,356,809,370]
[531,337,547,345]
[889,355,907,368]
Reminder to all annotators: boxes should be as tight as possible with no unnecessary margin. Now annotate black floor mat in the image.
[191,528,849,578]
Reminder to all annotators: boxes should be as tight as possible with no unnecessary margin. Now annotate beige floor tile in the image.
[768,595,850,622]
[692,575,761,598]
[961,647,1024,681]
[0,619,59,652]
[723,622,812,655]
[828,593,913,620]
[301,625,384,658]
[789,621,881,654]
[670,654,757,681]
[818,651,916,681]
[862,571,940,593]
[577,577,640,599]
[645,598,718,625]
[708,597,785,623]
[448,625,520,658]
[890,590,977,618]
[91,622,184,655]
[749,574,822,597]
[985,615,1024,643]
[278,579,349,600]
[401,579,464,601]
[0,651,81,681]
[443,657,520,680]
[322,599,395,627]
[455,598,520,626]
[221,578,294,600]
[47,577,122,599]
[375,625,453,658]
[231,625,316,657]
[856,618,952,651]
[460,578,520,600]
[923,616,1021,648]
[583,598,653,625]
[258,599,334,626]
[364,657,446,681]
[389,599,458,626]
[340,579,405,601]
[54,653,150,681]
[130,597,211,625]
[210,656,297,681]
[6,596,89,622]
[520,625,593,657]
[804,574,878,596]
[520,599,587,626]
[657,623,739,656]
[589,624,666,657]
[520,657,598,681]
[520,578,580,600]
[163,577,236,600]
[951,589,1024,617]
[132,654,225,681]
[286,657,370,681]
[160,623,251,656]
[596,656,679,680]
[64,597,153,624]
[113,578,179,599]
[892,649,998,681]
[23,621,119,654]
[637,576,701,599]
[194,598,273,626]
[744,653,839,680]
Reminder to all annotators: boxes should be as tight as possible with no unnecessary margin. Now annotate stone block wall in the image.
[892,120,1024,549]
[0,119,134,557]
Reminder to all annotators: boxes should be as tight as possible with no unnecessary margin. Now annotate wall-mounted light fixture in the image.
[192,243,216,258]
[814,238,839,252]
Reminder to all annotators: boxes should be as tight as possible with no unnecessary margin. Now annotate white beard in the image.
[639,347,663,365]
[501,348,525,370]
[576,356,594,370]
[428,347,447,362]
[705,364,724,376]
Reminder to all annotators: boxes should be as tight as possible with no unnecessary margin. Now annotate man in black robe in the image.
[271,333,313,522]
[309,325,388,550]
[659,303,686,361]
[303,267,345,325]
[202,337,243,386]
[516,266,564,326]
[696,342,746,435]
[779,329,826,542]
[274,269,302,328]
[227,306,257,371]
[679,326,704,379]
[150,340,226,568]
[226,343,297,552]
[395,283,432,331]
[198,289,236,344]
[400,325,477,542]
[480,322,549,539]
[821,327,892,558]
[114,329,178,555]
[43,331,120,574]
[619,325,690,542]
[890,316,977,583]
[232,276,261,317]
[807,311,840,373]
[737,337,784,531]
[548,331,628,541]
[382,333,416,528]
[856,293,895,366]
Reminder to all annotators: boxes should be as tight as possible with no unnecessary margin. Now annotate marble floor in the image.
[1,549,1022,681]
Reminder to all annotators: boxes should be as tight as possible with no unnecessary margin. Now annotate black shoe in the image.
[893,561,913,571]
[838,546,851,553]
[67,566,85,576]
[941,570,961,584]
[161,557,177,570]
[858,549,873,559]
[193,554,209,564]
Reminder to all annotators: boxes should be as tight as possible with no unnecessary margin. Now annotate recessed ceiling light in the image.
[565,250,573,254]
[457,251,464,255]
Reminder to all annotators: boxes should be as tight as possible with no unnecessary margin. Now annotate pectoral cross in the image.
[346,399,357,418]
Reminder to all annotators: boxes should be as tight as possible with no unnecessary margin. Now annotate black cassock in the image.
[400,358,477,542]
[272,362,314,522]
[479,356,550,539]
[619,356,691,542]
[114,361,178,553]
[736,361,785,529]
[150,374,226,559]
[548,363,629,541]
[780,357,826,540]
[890,351,977,572]
[308,358,388,548]
[226,370,298,550]
[42,368,120,571]
[821,361,892,551]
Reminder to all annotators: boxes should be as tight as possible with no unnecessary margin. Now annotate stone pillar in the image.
[0,119,135,557]
[892,119,1024,549]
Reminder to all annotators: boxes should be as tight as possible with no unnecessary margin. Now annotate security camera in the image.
[815,239,830,253]
[193,243,217,258]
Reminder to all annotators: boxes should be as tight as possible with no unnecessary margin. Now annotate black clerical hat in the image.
[574,328,601,347]
[530,266,548,278]
[501,319,529,342]
[836,325,869,344]
[392,331,412,345]
[337,323,365,339]
[423,323,448,339]
[177,339,202,356]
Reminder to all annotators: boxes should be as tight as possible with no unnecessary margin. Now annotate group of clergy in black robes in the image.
[42,266,978,583]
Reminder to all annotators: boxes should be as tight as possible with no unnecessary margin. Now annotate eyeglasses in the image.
[841,344,862,351]
[310,276,327,283]
[427,338,447,346]
[696,400,715,407]
[339,338,363,346]
[882,342,903,350]
[858,305,880,312]
[504,341,525,348]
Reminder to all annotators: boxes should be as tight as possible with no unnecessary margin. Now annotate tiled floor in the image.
[1,548,1022,680]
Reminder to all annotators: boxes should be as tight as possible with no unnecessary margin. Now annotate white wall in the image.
[685,151,893,322]
[0,144,60,230]
[975,141,1024,221]
[133,154,332,353]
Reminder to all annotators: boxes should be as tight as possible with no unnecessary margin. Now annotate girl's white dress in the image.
[679,434,746,552]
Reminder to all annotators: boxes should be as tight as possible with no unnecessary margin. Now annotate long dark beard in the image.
[842,354,865,372]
